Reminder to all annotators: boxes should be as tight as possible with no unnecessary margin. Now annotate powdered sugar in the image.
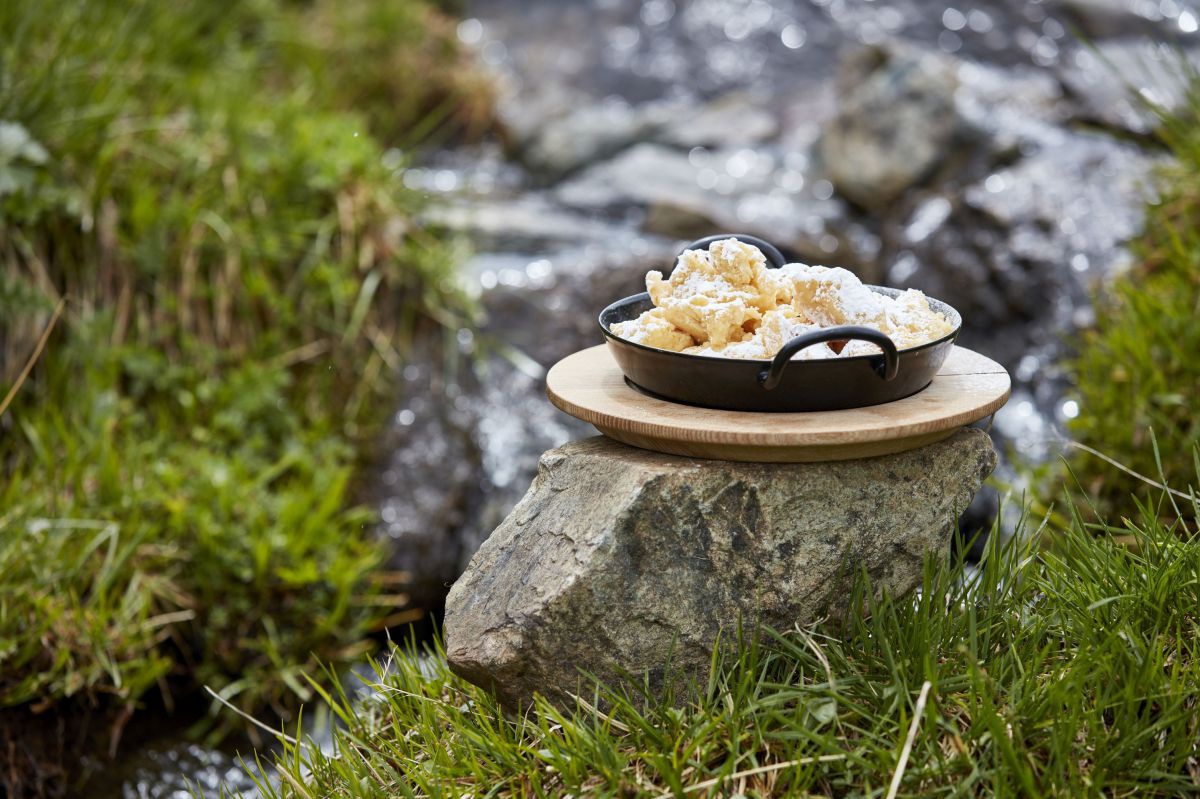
[612,238,954,360]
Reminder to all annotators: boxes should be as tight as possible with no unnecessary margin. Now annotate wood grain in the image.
[546,345,1011,462]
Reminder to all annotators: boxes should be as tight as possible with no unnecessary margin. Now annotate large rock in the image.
[420,193,640,252]
[819,47,961,210]
[656,90,779,149]
[445,430,996,708]
[518,98,685,178]
[1048,0,1195,41]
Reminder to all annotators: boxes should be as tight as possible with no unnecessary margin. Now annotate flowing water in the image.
[99,0,1198,794]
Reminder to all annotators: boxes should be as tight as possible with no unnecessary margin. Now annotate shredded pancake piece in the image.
[610,238,953,360]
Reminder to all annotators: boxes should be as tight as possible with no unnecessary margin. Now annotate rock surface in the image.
[517,97,684,178]
[445,430,997,708]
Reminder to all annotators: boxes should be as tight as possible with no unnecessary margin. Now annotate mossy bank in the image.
[0,0,488,793]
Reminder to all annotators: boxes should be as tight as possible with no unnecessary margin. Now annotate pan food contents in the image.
[609,238,954,359]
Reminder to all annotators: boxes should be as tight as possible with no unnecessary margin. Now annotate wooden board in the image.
[546,345,1011,462]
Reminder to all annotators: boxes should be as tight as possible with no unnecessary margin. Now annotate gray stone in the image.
[373,334,489,608]
[819,47,961,209]
[1048,0,1196,41]
[553,142,862,265]
[421,193,635,251]
[953,60,1070,146]
[555,141,741,210]
[445,430,996,708]
[519,97,686,177]
[888,128,1159,371]
[656,91,778,149]
[1058,41,1200,136]
[962,131,1156,244]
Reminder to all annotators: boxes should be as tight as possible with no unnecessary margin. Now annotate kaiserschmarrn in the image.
[610,238,953,360]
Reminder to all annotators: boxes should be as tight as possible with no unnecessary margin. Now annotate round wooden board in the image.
[546,344,1011,462]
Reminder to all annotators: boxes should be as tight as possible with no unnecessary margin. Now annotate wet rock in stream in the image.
[1057,40,1200,136]
[820,46,963,209]
[554,142,876,269]
[1048,0,1195,42]
[377,235,679,608]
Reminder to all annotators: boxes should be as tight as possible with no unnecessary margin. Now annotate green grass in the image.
[231,490,1200,797]
[0,0,485,767]
[1061,83,1200,521]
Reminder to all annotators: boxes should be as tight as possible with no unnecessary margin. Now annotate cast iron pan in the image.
[598,234,961,413]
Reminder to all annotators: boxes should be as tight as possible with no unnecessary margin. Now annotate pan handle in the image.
[758,326,900,390]
[680,233,787,269]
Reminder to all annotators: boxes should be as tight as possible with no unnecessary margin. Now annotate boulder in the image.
[1048,0,1194,41]
[445,430,996,709]
[420,193,639,251]
[819,47,960,209]
[519,97,685,178]
[887,123,1160,372]
[656,91,779,149]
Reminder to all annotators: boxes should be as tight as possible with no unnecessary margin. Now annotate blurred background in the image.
[1,0,1198,795]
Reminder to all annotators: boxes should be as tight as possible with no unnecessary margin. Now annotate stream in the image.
[100,0,1197,795]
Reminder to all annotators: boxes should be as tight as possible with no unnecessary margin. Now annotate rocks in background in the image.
[819,47,961,209]
[515,97,686,178]
[553,141,872,268]
[657,90,779,148]
[374,334,489,609]
[963,131,1155,251]
[893,129,1159,369]
[421,193,636,251]
[1047,0,1192,41]
[445,430,997,709]
[555,142,728,210]
[953,59,1070,145]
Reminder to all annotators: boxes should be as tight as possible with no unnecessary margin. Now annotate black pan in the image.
[598,234,961,413]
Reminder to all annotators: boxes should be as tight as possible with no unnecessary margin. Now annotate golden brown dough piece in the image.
[685,310,838,360]
[777,264,882,326]
[643,239,788,346]
[610,307,694,352]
